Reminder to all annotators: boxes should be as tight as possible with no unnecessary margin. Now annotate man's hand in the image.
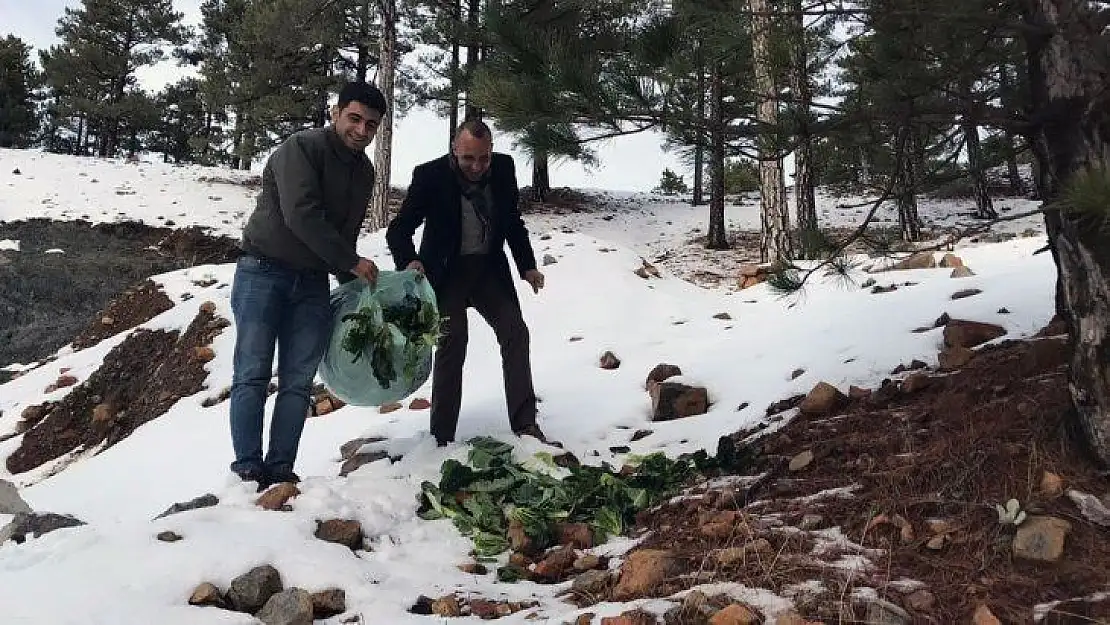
[406,260,426,275]
[523,269,545,294]
[351,257,379,284]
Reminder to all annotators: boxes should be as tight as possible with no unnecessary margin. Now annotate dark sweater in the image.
[240,126,374,276]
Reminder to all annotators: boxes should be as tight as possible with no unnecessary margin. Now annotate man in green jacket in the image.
[229,81,385,489]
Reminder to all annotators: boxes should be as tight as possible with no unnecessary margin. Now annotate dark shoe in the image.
[233,465,268,492]
[435,438,454,448]
[514,424,563,448]
[266,467,301,485]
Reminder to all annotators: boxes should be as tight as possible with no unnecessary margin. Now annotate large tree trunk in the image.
[356,0,371,82]
[464,0,483,120]
[791,0,818,258]
[706,62,728,250]
[369,0,398,232]
[961,79,998,220]
[998,65,1028,196]
[897,125,922,242]
[751,0,791,264]
[1025,0,1110,465]
[692,48,706,207]
[531,151,550,202]
[448,0,462,147]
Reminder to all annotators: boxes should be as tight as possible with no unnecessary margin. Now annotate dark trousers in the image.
[431,255,537,442]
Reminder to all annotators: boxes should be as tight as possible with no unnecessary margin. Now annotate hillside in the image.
[1,148,1108,624]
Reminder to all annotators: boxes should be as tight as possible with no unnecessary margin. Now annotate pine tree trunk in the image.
[531,151,550,202]
[356,0,371,82]
[1004,132,1026,196]
[369,0,398,232]
[1025,0,1110,465]
[706,62,728,250]
[448,0,462,148]
[897,126,922,241]
[962,85,997,220]
[692,49,706,207]
[751,0,791,264]
[791,0,818,258]
[464,0,482,120]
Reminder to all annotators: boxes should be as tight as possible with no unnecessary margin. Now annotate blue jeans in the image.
[229,254,333,476]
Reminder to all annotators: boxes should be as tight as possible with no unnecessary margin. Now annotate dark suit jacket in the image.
[385,153,538,303]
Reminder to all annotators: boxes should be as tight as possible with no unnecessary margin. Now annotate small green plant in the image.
[995,498,1027,526]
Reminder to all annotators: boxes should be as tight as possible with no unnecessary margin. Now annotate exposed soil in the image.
[596,326,1110,624]
[70,279,176,350]
[6,303,230,475]
[0,219,239,382]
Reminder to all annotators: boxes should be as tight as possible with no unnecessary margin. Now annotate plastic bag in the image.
[318,270,441,406]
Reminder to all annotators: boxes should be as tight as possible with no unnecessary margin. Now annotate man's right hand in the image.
[351,257,379,284]
[406,260,425,275]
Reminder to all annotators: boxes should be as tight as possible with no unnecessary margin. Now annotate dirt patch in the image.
[70,279,176,350]
[0,219,239,382]
[606,332,1110,624]
[6,303,229,475]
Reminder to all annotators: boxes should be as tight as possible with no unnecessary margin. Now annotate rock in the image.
[1040,471,1064,497]
[714,312,732,320]
[157,530,183,542]
[789,450,814,472]
[227,564,283,613]
[972,605,1001,625]
[904,589,936,611]
[408,397,431,410]
[188,582,225,607]
[1,512,86,544]
[1066,489,1110,526]
[339,436,386,460]
[901,372,931,393]
[199,301,217,314]
[20,403,50,426]
[533,545,577,580]
[256,483,300,511]
[650,382,709,421]
[154,493,219,519]
[997,307,1010,314]
[943,319,1006,349]
[101,316,115,326]
[0,479,32,515]
[848,385,872,400]
[938,346,975,371]
[939,253,964,268]
[710,604,761,625]
[799,514,824,530]
[951,265,975,278]
[630,429,653,442]
[56,374,78,388]
[314,398,334,416]
[866,599,911,625]
[194,346,216,362]
[458,561,489,575]
[574,554,601,571]
[612,549,677,600]
[557,522,595,549]
[379,401,403,414]
[890,251,936,270]
[340,451,389,477]
[599,351,621,370]
[91,403,115,423]
[601,610,657,625]
[790,368,806,380]
[315,519,364,551]
[1013,515,1071,561]
[12,168,20,175]
[310,588,346,618]
[713,539,774,566]
[257,588,314,625]
[543,254,558,266]
[645,363,683,390]
[572,569,612,596]
[798,382,847,415]
[431,595,461,617]
[926,534,947,550]
[951,288,982,300]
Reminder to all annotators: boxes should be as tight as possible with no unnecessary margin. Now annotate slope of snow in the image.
[0,149,1057,623]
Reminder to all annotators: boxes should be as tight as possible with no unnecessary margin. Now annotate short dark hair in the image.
[455,118,491,140]
[337,81,388,116]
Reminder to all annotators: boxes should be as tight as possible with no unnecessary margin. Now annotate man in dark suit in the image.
[386,119,555,447]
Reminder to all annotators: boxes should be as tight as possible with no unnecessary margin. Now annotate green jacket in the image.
[240,126,374,277]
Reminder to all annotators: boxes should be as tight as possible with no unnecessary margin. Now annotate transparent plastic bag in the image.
[318,270,440,406]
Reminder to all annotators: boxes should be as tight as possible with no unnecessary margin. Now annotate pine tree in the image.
[0,36,42,148]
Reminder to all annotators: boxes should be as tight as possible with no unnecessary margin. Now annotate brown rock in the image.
[194,346,215,362]
[20,404,50,425]
[339,451,388,477]
[256,482,300,511]
[189,582,225,607]
[508,519,533,553]
[408,397,431,410]
[574,554,601,571]
[314,398,334,416]
[431,595,461,617]
[533,545,577,580]
[56,374,78,388]
[848,385,872,400]
[905,589,936,611]
[938,345,975,371]
[457,561,488,575]
[901,372,931,393]
[600,351,622,370]
[972,605,1001,625]
[157,530,183,542]
[788,450,814,472]
[1013,515,1071,562]
[601,610,657,625]
[890,251,936,270]
[1040,471,1064,497]
[645,363,683,390]
[951,288,983,300]
[199,301,217,314]
[315,519,364,551]
[650,382,709,421]
[311,588,346,618]
[939,253,964,268]
[951,265,976,278]
[739,264,765,278]
[340,436,386,460]
[91,403,115,423]
[557,522,595,549]
[713,539,773,566]
[790,368,806,380]
[612,549,677,600]
[576,614,597,625]
[943,319,1006,349]
[710,604,761,625]
[379,401,403,414]
[798,382,847,415]
[713,312,732,320]
[469,599,499,619]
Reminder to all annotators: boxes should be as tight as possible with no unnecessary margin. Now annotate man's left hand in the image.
[523,269,545,294]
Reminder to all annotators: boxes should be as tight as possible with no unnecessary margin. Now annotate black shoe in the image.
[266,468,301,485]
[233,466,268,492]
[514,424,563,448]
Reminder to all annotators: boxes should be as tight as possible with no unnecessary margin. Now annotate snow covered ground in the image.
[0,148,1057,623]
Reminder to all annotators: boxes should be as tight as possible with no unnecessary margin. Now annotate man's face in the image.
[452,130,493,181]
[331,101,382,152]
